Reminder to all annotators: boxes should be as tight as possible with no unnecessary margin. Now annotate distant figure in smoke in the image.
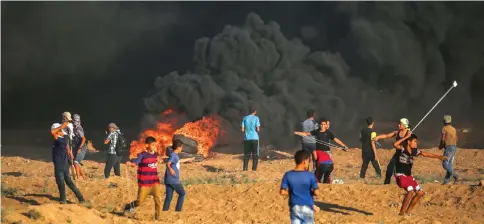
[392,133,447,216]
[359,117,382,179]
[104,123,122,178]
[72,114,87,179]
[374,118,411,184]
[300,109,319,169]
[439,115,460,184]
[241,107,261,171]
[294,118,348,183]
[50,122,85,204]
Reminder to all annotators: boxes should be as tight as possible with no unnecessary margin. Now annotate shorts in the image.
[395,174,421,192]
[290,205,314,224]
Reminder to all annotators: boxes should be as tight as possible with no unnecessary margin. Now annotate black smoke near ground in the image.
[145,2,484,148]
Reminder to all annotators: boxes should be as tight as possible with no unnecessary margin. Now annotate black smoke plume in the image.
[145,2,484,148]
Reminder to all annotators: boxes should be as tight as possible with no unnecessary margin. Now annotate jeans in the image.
[54,167,84,203]
[316,163,334,184]
[125,184,163,219]
[290,205,314,224]
[163,184,185,211]
[74,145,87,164]
[104,154,122,178]
[301,143,317,167]
[384,153,398,184]
[442,145,457,183]
[360,155,382,178]
[243,140,259,171]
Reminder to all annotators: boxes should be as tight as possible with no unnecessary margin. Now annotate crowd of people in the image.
[283,110,459,223]
[49,108,460,222]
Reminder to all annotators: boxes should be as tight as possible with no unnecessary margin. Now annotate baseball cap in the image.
[62,112,72,121]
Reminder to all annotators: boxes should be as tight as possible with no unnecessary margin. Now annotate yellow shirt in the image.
[442,125,457,146]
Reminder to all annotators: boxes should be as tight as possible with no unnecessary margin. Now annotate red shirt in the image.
[315,150,332,163]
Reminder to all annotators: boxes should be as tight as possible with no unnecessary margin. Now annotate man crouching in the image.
[393,132,447,216]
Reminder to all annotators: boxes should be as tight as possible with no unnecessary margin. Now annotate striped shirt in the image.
[132,152,160,187]
[107,130,120,154]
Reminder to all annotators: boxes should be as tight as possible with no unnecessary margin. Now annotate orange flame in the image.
[129,110,222,159]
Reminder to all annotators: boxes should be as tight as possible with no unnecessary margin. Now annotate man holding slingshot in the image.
[294,117,349,183]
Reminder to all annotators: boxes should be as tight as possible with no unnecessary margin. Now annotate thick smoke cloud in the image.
[1,2,180,91]
[145,2,484,148]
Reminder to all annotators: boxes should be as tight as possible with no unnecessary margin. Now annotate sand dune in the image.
[2,146,484,224]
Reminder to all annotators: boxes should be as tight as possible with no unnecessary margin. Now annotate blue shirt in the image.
[164,152,180,184]
[241,114,260,140]
[281,170,318,208]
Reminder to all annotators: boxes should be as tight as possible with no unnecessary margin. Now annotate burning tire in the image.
[173,134,198,154]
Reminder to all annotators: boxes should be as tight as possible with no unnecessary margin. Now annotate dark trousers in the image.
[316,163,334,184]
[384,153,398,184]
[243,140,259,171]
[301,142,317,168]
[360,156,382,178]
[104,154,122,178]
[54,168,84,203]
[163,184,185,212]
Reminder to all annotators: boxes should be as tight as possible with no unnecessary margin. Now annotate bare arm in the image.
[51,122,68,139]
[257,126,260,132]
[312,189,320,197]
[374,131,398,141]
[80,136,86,149]
[393,132,411,149]
[294,131,311,136]
[371,140,378,159]
[241,126,245,132]
[333,138,347,148]
[104,132,112,144]
[419,151,447,160]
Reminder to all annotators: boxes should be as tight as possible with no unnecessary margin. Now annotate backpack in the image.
[115,133,128,155]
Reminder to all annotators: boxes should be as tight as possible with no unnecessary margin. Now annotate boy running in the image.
[280,150,320,224]
[359,117,382,179]
[440,115,459,184]
[163,139,186,212]
[393,132,447,216]
[124,136,163,220]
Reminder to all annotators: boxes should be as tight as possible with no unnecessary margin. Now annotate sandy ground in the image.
[1,145,484,224]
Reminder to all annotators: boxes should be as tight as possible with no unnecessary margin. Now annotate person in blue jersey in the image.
[280,150,320,224]
[50,122,85,204]
[241,106,261,171]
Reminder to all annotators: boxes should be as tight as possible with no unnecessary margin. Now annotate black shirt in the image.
[360,127,376,158]
[310,130,336,151]
[395,146,420,176]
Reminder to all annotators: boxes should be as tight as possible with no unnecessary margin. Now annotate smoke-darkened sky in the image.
[2,2,484,147]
